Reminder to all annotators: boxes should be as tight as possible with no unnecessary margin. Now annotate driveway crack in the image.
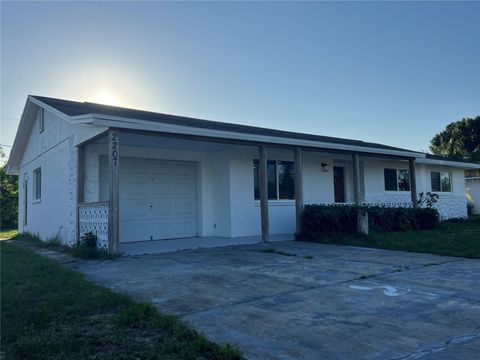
[391,329,480,359]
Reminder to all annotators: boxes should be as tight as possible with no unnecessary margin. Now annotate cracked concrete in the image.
[66,241,480,359]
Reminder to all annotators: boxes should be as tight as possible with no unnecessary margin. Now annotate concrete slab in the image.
[71,241,480,359]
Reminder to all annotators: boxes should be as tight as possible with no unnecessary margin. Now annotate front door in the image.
[333,166,345,203]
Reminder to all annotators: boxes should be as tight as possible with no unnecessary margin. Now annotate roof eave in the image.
[416,157,480,169]
[91,115,425,159]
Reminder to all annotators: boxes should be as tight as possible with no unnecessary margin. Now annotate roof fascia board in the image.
[417,158,480,169]
[91,115,425,158]
[5,98,33,175]
[28,96,74,123]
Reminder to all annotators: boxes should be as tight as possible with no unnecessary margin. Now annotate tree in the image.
[1,149,19,229]
[430,116,480,162]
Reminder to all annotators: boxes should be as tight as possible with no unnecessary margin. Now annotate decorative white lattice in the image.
[329,201,413,208]
[362,201,413,208]
[79,202,109,249]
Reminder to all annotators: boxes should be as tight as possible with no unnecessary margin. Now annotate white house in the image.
[6,96,480,253]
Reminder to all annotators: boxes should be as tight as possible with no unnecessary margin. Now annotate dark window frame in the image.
[384,168,410,192]
[431,171,452,192]
[253,159,295,200]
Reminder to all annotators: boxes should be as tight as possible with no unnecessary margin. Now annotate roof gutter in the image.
[90,115,425,159]
[416,157,480,169]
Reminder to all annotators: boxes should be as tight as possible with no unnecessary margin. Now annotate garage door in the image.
[119,158,197,243]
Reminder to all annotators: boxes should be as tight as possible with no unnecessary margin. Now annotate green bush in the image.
[73,232,114,259]
[79,231,97,248]
[299,205,357,240]
[367,206,439,231]
[299,205,439,240]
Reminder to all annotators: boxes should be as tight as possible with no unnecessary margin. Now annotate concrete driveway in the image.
[72,241,480,360]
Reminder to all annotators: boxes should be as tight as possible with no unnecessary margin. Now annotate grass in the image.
[310,217,480,259]
[0,228,18,240]
[1,241,241,359]
[14,232,117,260]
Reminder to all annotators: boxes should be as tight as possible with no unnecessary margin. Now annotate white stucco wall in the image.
[466,179,480,214]
[18,108,469,248]
[17,107,106,245]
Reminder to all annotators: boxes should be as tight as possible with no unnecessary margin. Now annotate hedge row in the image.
[299,204,439,241]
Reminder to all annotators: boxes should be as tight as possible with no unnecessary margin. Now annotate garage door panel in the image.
[151,176,173,196]
[120,199,151,219]
[120,179,151,198]
[174,178,196,196]
[171,162,196,174]
[173,219,197,237]
[151,199,173,217]
[119,158,197,243]
[174,200,196,216]
[150,221,175,239]
[120,220,163,242]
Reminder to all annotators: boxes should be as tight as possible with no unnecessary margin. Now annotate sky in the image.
[1,1,479,159]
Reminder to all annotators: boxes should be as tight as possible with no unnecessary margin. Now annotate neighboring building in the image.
[7,96,480,253]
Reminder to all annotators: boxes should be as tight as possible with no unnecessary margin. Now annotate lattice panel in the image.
[79,202,109,249]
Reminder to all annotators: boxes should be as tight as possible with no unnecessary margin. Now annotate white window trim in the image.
[33,167,41,203]
[430,171,452,193]
[254,159,295,201]
[384,168,411,193]
[38,108,44,133]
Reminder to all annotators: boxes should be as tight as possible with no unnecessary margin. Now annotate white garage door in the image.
[119,158,197,243]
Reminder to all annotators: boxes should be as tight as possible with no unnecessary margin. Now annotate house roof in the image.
[7,95,480,175]
[31,95,421,155]
[425,153,477,164]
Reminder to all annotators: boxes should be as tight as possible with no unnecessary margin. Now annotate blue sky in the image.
[1,1,479,158]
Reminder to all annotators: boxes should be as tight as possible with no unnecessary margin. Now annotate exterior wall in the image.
[227,148,336,237]
[423,165,467,220]
[362,159,467,220]
[89,143,223,238]
[17,107,469,249]
[466,178,480,214]
[17,107,106,245]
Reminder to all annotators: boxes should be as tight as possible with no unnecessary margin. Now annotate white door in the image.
[119,158,197,242]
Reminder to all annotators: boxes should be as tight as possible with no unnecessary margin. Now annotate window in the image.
[253,159,295,200]
[23,176,28,226]
[384,168,410,191]
[431,172,451,192]
[33,168,41,200]
[38,109,44,133]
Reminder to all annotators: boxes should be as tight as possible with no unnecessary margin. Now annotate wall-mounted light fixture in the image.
[321,162,329,172]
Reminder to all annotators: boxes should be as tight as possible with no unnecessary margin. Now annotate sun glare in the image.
[90,91,121,106]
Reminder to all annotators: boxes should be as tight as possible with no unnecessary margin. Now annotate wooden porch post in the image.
[294,148,303,235]
[76,145,85,244]
[259,145,269,242]
[352,153,361,205]
[108,129,120,253]
[409,158,418,208]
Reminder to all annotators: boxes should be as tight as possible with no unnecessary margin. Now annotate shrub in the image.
[410,208,440,230]
[299,205,357,240]
[79,231,97,248]
[299,204,440,241]
[73,232,114,259]
[417,192,439,208]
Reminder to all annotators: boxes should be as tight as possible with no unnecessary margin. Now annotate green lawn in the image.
[0,228,18,240]
[1,241,240,360]
[312,217,480,259]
